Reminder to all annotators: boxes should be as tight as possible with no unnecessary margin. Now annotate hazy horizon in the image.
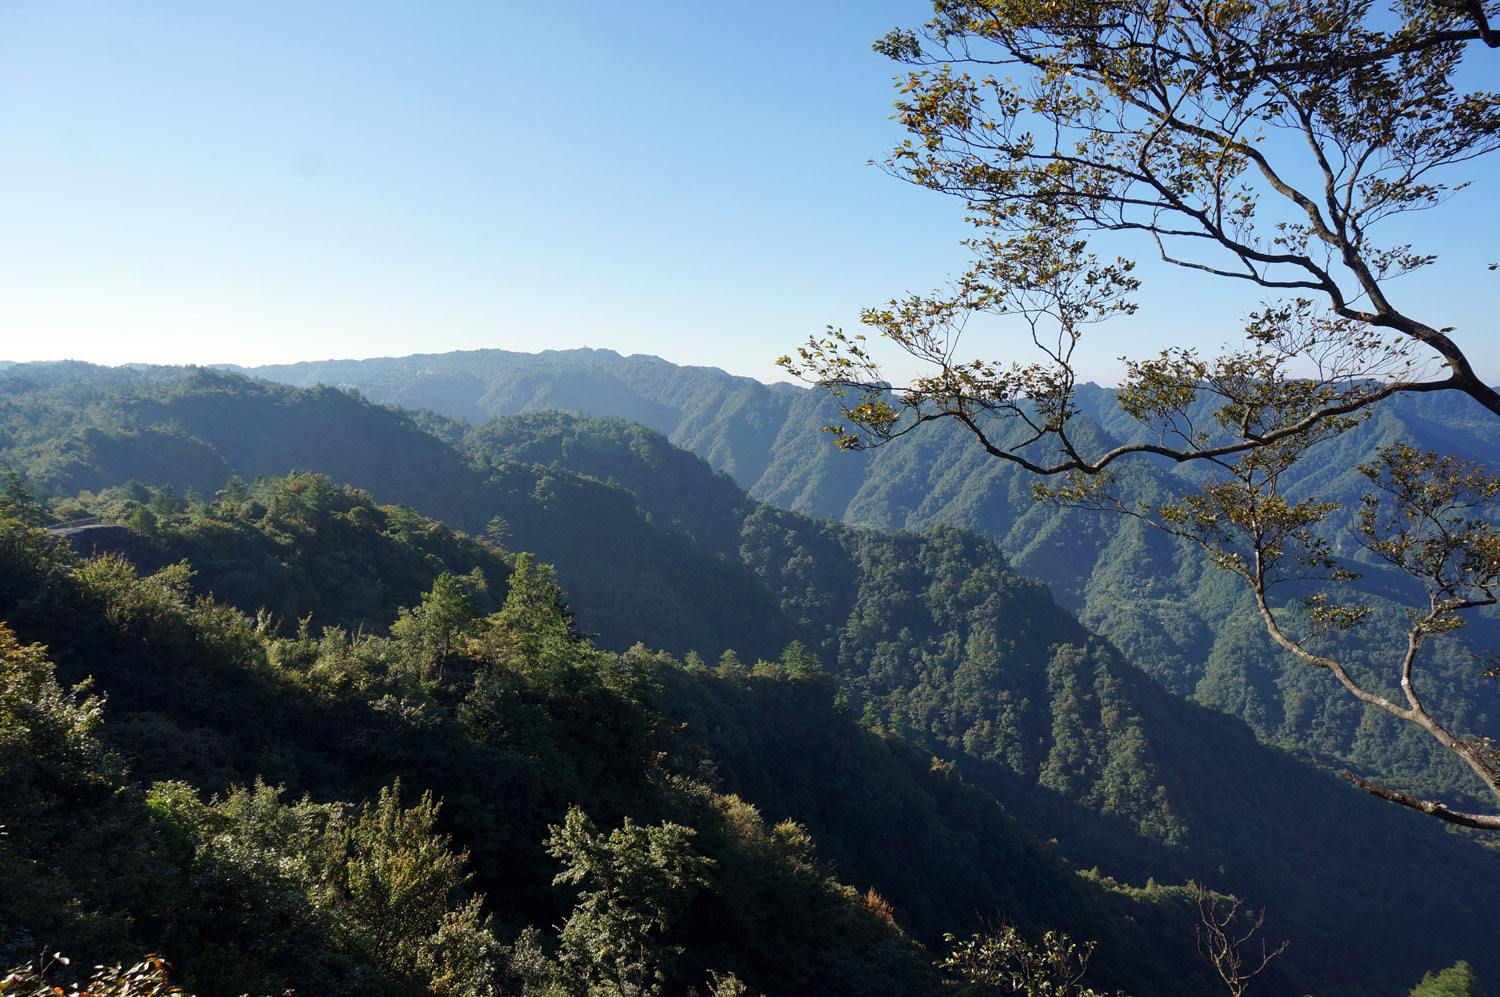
[4,1,1496,385]
[0,343,807,386]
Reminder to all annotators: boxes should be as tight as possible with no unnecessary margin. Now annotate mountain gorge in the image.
[244,349,1500,809]
[1,360,1496,993]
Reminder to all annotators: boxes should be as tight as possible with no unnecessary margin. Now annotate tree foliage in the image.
[545,806,714,996]
[1410,960,1484,996]
[939,924,1114,995]
[780,0,1500,828]
[2,368,1498,990]
[0,955,188,997]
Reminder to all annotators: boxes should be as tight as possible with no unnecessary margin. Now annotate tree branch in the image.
[1343,770,1500,830]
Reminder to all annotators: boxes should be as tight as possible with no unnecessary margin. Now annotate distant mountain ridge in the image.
[238,347,1500,809]
[2,360,1498,992]
[232,348,821,490]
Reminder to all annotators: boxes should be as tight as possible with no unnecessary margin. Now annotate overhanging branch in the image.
[1343,770,1500,830]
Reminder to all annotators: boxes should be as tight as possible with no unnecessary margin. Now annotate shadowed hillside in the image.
[2,362,1497,992]
[238,349,1500,810]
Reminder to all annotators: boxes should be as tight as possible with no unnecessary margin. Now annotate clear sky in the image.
[0,1,1495,385]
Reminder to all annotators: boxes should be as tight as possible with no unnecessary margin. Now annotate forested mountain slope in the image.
[1,362,1497,992]
[0,516,960,995]
[449,412,1500,994]
[0,394,1211,994]
[240,349,1500,810]
[0,364,795,661]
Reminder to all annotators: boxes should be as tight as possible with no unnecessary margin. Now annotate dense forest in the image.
[8,0,1499,985]
[1,362,1495,994]
[243,349,1500,809]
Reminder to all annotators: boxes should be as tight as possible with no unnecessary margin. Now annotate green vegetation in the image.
[63,472,512,635]
[1411,961,1484,997]
[783,0,1500,830]
[6,0,1494,986]
[231,349,1500,812]
[0,515,947,994]
[0,366,794,659]
[0,956,187,996]
[939,926,1114,997]
[2,363,1498,992]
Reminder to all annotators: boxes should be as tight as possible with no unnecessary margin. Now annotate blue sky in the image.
[0,1,1495,385]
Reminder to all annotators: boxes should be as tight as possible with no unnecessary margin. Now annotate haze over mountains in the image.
[0,356,1496,993]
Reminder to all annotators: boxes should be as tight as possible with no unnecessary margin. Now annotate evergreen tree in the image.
[391,571,478,681]
[1411,961,1483,997]
[545,806,713,997]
